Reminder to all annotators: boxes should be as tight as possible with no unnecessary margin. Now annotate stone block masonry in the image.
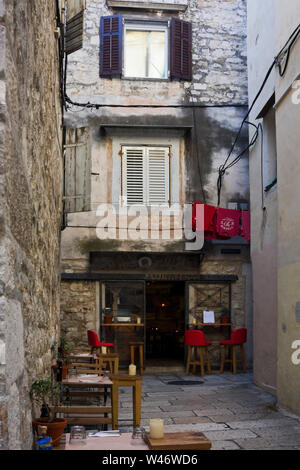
[0,0,63,449]
[66,0,248,116]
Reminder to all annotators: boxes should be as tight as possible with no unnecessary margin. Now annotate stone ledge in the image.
[107,0,188,12]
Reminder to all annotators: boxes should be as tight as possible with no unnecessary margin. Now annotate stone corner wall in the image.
[0,0,63,449]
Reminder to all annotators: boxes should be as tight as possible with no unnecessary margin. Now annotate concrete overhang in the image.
[99,123,193,137]
[106,0,188,12]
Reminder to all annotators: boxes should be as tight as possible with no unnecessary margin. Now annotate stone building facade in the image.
[0,0,63,449]
[248,0,300,416]
[61,0,252,369]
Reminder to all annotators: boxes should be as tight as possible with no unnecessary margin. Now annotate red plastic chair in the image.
[220,328,247,374]
[184,330,212,377]
[87,330,114,355]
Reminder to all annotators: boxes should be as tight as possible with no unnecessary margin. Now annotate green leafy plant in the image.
[220,306,230,316]
[51,329,74,365]
[30,376,61,422]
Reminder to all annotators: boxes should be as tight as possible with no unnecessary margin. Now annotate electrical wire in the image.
[64,95,247,110]
[65,225,187,231]
[216,22,300,206]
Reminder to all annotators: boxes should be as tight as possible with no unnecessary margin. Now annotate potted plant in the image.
[51,330,74,380]
[31,376,67,447]
[220,306,231,324]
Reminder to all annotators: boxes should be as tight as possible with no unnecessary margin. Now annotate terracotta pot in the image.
[104,315,113,324]
[51,364,69,380]
[32,417,67,447]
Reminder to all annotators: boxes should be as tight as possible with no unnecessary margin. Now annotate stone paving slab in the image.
[227,418,300,430]
[211,440,241,450]
[203,429,258,441]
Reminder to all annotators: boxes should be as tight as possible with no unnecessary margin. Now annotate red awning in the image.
[192,203,250,242]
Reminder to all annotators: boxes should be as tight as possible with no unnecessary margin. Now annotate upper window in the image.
[124,22,168,79]
[100,15,192,81]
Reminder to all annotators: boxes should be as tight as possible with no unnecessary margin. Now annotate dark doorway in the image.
[145,281,185,367]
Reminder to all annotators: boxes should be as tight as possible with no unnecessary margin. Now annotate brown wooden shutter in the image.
[65,0,86,55]
[100,15,123,77]
[170,18,192,81]
[64,128,91,213]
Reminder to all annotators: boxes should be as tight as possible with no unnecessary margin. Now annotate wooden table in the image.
[61,375,116,428]
[60,433,148,450]
[111,375,142,430]
[59,431,211,450]
[68,353,120,374]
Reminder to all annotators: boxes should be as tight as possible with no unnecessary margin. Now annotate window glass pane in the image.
[125,30,147,78]
[100,281,145,366]
[148,31,166,79]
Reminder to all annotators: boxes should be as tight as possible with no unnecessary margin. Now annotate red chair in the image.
[220,328,247,374]
[185,330,212,377]
[87,330,114,355]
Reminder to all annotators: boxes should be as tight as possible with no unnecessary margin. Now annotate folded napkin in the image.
[88,431,120,437]
[78,374,98,378]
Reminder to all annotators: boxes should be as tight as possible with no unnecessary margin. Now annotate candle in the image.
[149,419,164,439]
[192,318,197,325]
[101,347,107,354]
[137,317,141,324]
[129,364,136,376]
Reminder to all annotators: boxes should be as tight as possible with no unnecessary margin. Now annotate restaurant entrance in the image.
[99,280,186,370]
[145,281,185,368]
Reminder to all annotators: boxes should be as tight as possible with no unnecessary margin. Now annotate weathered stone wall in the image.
[0,0,62,449]
[60,281,98,349]
[66,0,247,107]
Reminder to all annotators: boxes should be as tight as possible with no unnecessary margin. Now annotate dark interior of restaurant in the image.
[145,281,186,366]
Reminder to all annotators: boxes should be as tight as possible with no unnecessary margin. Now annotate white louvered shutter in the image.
[147,147,169,205]
[122,146,169,205]
[123,147,145,204]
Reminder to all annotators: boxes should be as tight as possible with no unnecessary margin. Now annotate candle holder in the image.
[149,418,164,439]
[129,364,136,376]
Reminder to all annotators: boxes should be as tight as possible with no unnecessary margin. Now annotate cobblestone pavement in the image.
[117,372,300,450]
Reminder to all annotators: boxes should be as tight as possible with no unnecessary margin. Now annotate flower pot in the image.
[104,315,113,324]
[51,364,69,380]
[221,315,230,324]
[32,417,67,447]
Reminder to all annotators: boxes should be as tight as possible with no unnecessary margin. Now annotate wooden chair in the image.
[64,362,104,404]
[97,353,119,375]
[87,330,114,355]
[52,405,113,428]
[129,342,144,375]
[220,328,247,374]
[185,330,211,377]
[70,361,102,376]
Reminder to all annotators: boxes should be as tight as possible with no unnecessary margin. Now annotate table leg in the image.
[111,381,118,430]
[132,381,142,428]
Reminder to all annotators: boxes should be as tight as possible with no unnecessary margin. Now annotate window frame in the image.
[122,19,170,81]
[121,145,171,206]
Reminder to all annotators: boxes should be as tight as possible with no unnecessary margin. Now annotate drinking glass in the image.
[69,425,87,446]
[131,427,145,445]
